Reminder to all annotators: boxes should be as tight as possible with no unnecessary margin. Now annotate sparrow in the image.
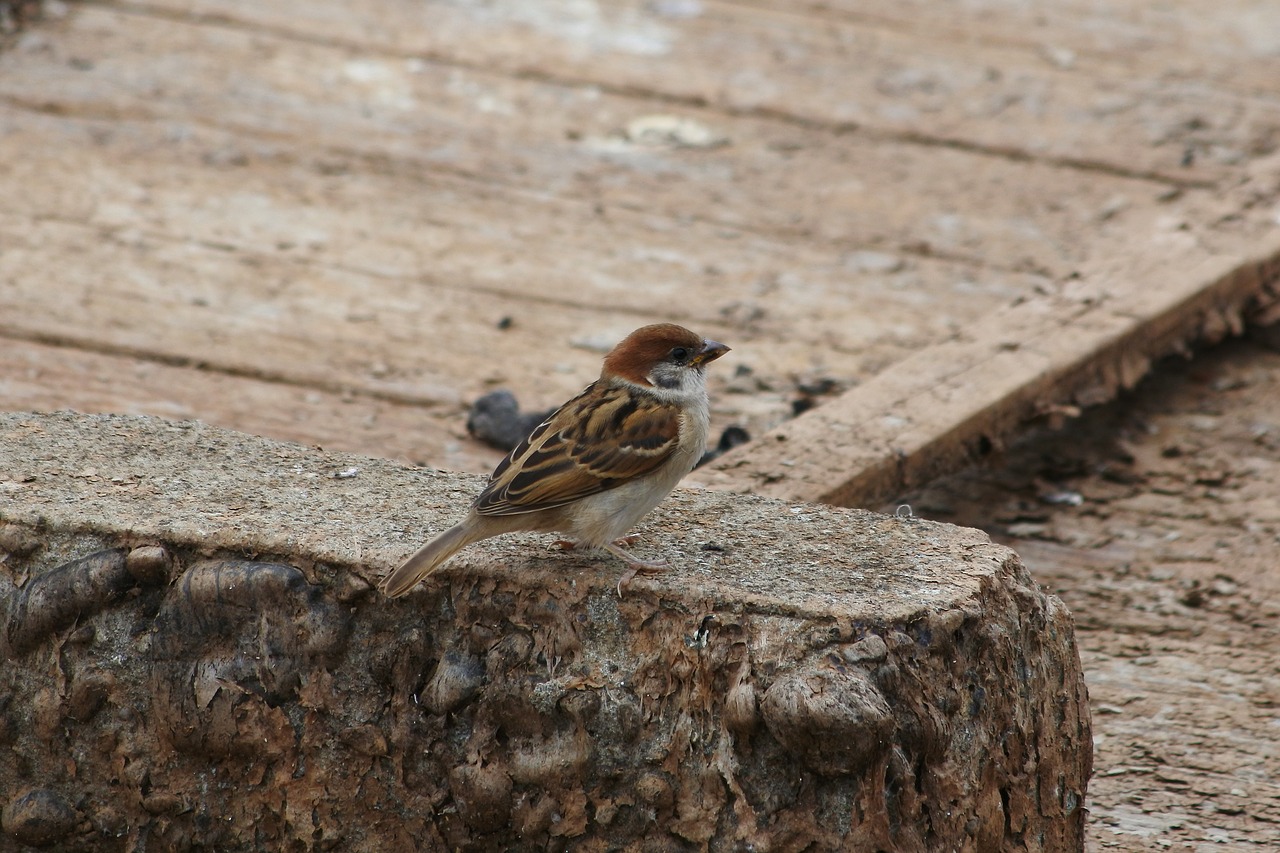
[380,323,730,597]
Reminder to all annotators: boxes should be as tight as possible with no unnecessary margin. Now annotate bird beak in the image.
[691,339,730,366]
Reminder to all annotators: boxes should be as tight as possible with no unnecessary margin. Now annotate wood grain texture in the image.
[696,176,1280,505]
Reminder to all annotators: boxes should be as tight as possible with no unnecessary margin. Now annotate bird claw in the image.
[616,567,637,599]
[615,559,670,598]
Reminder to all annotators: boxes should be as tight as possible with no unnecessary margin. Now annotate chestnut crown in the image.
[602,323,729,387]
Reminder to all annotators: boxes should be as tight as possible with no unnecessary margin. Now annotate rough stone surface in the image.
[0,412,1090,850]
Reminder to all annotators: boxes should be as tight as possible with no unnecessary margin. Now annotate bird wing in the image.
[473,381,682,517]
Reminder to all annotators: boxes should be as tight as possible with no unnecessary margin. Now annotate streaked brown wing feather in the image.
[474,382,680,517]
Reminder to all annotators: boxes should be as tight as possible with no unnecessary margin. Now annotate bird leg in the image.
[601,540,669,598]
[550,535,648,554]
[551,538,668,596]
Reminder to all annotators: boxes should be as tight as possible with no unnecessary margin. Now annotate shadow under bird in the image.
[380,323,730,597]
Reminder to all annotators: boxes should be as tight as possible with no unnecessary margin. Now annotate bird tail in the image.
[379,523,476,598]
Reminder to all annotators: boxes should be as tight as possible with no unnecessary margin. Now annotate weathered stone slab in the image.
[0,413,1089,850]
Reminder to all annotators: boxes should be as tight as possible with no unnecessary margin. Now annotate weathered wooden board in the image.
[697,164,1280,506]
[3,5,1171,274]
[0,336,499,471]
[4,0,1273,479]
[117,0,1280,183]
[0,2,1108,456]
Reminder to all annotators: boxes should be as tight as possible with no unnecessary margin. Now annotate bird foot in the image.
[550,538,667,596]
[602,541,669,598]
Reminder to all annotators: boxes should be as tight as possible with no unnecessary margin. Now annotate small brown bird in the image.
[380,323,730,597]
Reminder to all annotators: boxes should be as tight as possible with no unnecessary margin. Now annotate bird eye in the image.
[670,346,690,362]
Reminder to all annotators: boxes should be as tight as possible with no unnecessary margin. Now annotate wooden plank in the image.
[0,337,501,472]
[0,4,1077,459]
[0,5,1168,277]
[695,168,1280,506]
[1,0,1272,501]
[1,1,1272,498]
[109,0,1280,183]
[749,0,1280,96]
[0,1,1238,475]
[0,166,1045,452]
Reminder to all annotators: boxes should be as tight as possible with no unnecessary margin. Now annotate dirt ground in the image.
[893,333,1280,850]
